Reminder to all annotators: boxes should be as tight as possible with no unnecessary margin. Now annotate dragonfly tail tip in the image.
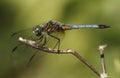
[99,25,110,29]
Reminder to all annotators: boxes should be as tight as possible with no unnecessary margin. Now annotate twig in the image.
[98,45,108,78]
[18,37,100,77]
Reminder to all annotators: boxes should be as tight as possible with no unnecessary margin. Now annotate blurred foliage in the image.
[0,0,120,78]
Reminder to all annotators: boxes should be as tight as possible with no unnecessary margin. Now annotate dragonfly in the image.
[11,20,110,66]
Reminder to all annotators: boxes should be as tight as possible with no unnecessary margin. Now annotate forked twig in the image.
[98,45,108,78]
[19,37,100,77]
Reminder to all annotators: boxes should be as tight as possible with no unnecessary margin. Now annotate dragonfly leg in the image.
[37,35,46,47]
[48,34,60,52]
[37,35,43,43]
[34,35,46,47]
[41,36,46,46]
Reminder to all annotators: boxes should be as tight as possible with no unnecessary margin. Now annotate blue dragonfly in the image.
[11,20,110,65]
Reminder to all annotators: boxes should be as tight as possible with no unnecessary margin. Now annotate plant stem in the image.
[18,37,100,77]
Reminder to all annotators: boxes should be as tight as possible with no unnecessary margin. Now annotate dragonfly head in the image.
[33,25,42,36]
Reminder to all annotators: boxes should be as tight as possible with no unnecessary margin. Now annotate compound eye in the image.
[33,26,41,36]
[37,27,43,36]
[36,27,39,31]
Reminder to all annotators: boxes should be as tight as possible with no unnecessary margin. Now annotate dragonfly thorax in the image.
[33,25,43,36]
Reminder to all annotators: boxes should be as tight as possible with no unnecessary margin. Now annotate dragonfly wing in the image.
[10,28,46,67]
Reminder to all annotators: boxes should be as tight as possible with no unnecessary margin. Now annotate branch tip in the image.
[98,44,107,51]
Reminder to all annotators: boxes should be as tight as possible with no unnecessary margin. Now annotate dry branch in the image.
[19,37,100,77]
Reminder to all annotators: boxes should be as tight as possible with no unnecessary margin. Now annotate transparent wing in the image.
[10,26,65,67]
[10,28,46,67]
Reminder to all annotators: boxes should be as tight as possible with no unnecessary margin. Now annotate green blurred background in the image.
[0,0,120,78]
